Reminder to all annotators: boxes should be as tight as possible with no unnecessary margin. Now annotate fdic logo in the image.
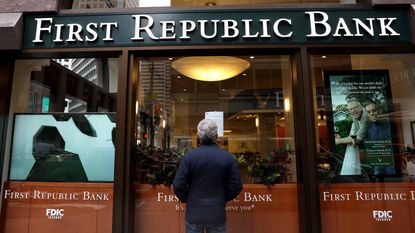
[372,210,392,222]
[46,209,64,219]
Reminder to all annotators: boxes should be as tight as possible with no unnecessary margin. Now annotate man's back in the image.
[173,143,242,225]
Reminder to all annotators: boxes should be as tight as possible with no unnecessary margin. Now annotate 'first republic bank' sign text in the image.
[23,8,411,49]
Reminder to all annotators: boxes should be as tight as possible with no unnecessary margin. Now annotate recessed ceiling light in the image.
[183,88,187,91]
[177,75,181,79]
[250,56,254,59]
[322,55,327,59]
[169,58,173,60]
[222,88,226,91]
[243,73,247,76]
[171,56,250,82]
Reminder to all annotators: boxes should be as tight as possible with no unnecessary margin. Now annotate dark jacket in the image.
[173,143,242,224]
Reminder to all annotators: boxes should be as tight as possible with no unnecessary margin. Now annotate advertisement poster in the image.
[325,70,395,176]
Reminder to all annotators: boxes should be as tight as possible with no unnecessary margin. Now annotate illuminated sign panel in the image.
[23,8,411,48]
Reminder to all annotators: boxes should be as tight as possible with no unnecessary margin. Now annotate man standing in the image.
[173,119,242,233]
[335,99,368,175]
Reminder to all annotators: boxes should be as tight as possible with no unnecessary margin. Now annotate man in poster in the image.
[365,102,395,177]
[335,99,368,175]
[328,70,395,179]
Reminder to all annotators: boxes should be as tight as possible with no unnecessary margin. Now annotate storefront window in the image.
[133,55,299,233]
[312,54,415,233]
[2,57,118,233]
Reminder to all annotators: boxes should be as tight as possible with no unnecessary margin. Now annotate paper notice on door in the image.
[205,111,224,136]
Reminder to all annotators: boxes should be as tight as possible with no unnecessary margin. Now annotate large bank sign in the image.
[23,8,411,48]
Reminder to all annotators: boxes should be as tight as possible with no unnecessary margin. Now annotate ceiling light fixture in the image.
[171,56,250,82]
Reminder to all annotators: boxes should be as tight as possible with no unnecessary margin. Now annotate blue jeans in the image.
[185,221,226,233]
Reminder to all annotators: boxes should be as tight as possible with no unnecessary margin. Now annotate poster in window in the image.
[325,70,395,176]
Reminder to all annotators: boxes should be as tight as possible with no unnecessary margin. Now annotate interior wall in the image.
[351,54,415,145]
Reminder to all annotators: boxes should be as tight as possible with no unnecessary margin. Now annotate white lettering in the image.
[222,19,239,38]
[83,191,109,200]
[156,192,179,202]
[259,19,271,38]
[46,208,64,219]
[353,18,375,36]
[180,20,196,39]
[199,20,219,39]
[3,190,30,199]
[323,191,330,201]
[322,191,351,201]
[332,18,353,37]
[244,192,272,202]
[242,19,259,38]
[273,18,292,38]
[100,22,118,41]
[157,192,164,202]
[86,23,98,41]
[373,210,393,221]
[131,15,159,40]
[355,191,407,201]
[306,11,331,37]
[33,18,53,43]
[53,24,65,42]
[378,18,400,36]
[160,21,176,40]
[33,190,42,199]
[67,23,83,42]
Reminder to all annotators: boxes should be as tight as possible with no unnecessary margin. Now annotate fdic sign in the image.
[373,210,393,222]
[46,208,64,220]
[23,8,411,49]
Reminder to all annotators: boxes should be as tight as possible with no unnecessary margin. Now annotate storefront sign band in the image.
[23,8,411,49]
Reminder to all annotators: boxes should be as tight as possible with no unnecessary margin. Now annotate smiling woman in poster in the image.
[335,99,368,175]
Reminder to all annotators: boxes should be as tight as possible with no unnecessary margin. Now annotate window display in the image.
[10,113,116,182]
[312,54,415,233]
[133,55,299,233]
[325,70,396,180]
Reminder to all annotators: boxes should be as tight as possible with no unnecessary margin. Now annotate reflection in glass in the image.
[312,54,415,183]
[8,58,119,181]
[134,56,297,186]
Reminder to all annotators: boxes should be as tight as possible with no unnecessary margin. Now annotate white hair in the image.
[197,119,218,144]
